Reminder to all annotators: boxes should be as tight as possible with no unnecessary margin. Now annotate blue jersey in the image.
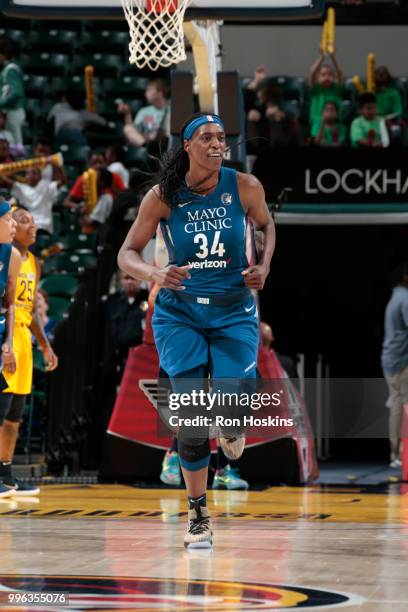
[0,243,11,362]
[160,166,248,295]
[0,243,11,306]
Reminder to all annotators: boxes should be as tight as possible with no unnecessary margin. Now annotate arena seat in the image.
[104,76,149,98]
[270,76,306,103]
[24,75,48,99]
[123,146,149,168]
[59,144,91,168]
[80,31,129,55]
[72,54,123,79]
[47,296,72,321]
[42,252,97,275]
[29,31,78,54]
[60,233,97,253]
[21,53,68,76]
[39,275,79,298]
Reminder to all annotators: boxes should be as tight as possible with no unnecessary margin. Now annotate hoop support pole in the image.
[183,20,222,114]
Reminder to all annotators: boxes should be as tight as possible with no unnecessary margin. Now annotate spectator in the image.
[247,81,302,148]
[350,93,389,148]
[381,262,408,469]
[375,66,403,119]
[313,100,347,147]
[260,321,298,379]
[47,90,107,146]
[106,144,129,187]
[308,50,343,138]
[0,37,25,145]
[0,111,14,145]
[118,79,170,150]
[34,139,54,181]
[35,289,57,341]
[80,169,116,230]
[0,138,13,190]
[0,159,65,235]
[63,150,125,210]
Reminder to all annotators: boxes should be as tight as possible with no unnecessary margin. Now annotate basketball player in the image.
[0,206,58,496]
[0,200,21,497]
[118,113,275,548]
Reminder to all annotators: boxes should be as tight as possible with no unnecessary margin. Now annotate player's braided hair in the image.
[157,112,223,208]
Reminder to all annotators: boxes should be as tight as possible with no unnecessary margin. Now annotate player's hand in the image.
[242,264,270,290]
[42,345,58,372]
[2,344,16,374]
[152,264,191,290]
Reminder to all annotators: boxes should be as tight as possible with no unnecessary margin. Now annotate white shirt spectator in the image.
[90,193,114,225]
[41,163,53,181]
[11,179,59,234]
[108,161,129,188]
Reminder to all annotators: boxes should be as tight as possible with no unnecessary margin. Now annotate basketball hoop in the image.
[121,0,191,71]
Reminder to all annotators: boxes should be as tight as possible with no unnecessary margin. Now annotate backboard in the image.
[0,0,325,21]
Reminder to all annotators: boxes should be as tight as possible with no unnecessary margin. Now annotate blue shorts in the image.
[152,289,259,378]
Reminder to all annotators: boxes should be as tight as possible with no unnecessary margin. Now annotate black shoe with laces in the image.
[184,503,213,549]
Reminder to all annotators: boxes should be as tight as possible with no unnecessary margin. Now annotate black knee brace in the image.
[178,437,210,472]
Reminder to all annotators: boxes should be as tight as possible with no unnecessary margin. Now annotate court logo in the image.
[221,192,233,205]
[0,575,365,610]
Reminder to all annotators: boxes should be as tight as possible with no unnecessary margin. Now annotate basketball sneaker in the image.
[2,477,40,496]
[218,434,246,461]
[160,451,181,486]
[390,458,402,469]
[212,465,249,490]
[0,481,15,498]
[184,502,213,549]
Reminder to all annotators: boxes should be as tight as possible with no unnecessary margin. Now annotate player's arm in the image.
[29,258,58,371]
[118,188,190,290]
[238,173,275,290]
[2,247,21,373]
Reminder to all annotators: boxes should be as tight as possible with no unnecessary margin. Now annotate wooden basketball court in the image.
[0,483,407,610]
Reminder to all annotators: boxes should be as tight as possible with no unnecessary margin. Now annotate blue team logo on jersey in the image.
[221,193,233,205]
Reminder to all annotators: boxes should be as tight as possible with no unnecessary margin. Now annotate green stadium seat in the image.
[81,31,128,55]
[29,31,78,54]
[0,29,27,46]
[61,233,97,253]
[103,76,149,98]
[72,54,123,79]
[32,232,52,256]
[123,146,149,168]
[340,99,356,125]
[21,53,68,76]
[23,75,48,99]
[42,252,97,275]
[52,212,62,237]
[59,144,90,168]
[40,275,79,298]
[64,165,82,183]
[270,76,306,103]
[282,99,300,119]
[47,296,71,321]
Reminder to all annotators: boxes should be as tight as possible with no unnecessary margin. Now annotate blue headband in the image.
[0,201,11,218]
[183,115,224,140]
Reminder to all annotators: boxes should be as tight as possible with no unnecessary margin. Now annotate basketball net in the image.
[121,0,192,71]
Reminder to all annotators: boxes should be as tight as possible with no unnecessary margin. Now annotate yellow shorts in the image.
[3,323,33,395]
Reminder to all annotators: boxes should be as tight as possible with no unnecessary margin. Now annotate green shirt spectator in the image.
[313,121,347,145]
[0,61,25,112]
[350,93,389,148]
[309,83,343,135]
[376,87,403,118]
[312,100,346,146]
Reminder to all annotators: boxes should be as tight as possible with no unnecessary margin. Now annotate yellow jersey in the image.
[15,251,37,326]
